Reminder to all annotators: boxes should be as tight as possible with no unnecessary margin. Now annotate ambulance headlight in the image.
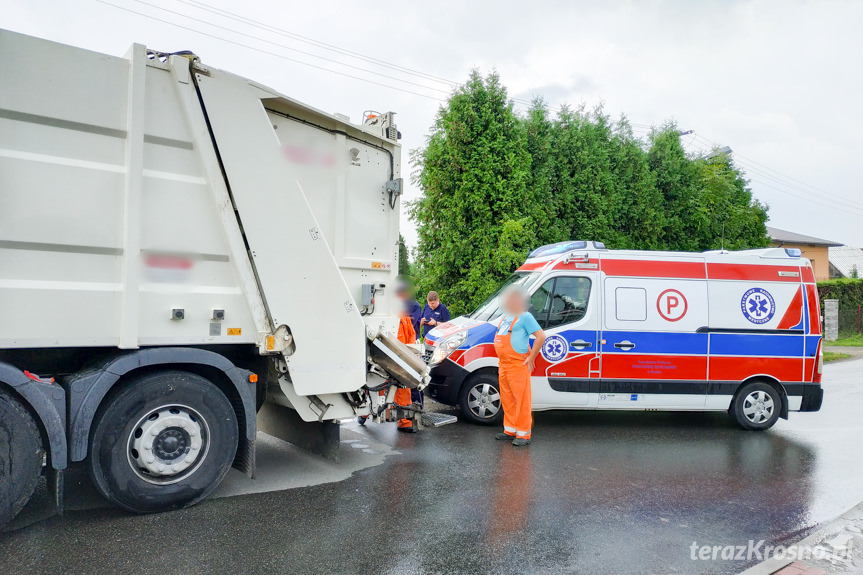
[429,331,467,366]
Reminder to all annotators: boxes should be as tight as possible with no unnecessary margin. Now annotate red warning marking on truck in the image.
[656,289,687,322]
[144,255,193,269]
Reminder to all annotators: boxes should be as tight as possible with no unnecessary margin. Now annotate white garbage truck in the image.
[0,29,436,526]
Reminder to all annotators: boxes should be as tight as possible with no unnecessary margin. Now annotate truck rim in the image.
[127,404,210,485]
[467,383,501,419]
[742,390,775,424]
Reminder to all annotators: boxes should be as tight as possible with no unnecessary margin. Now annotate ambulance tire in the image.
[88,371,238,514]
[730,381,782,431]
[458,372,504,426]
[0,388,44,530]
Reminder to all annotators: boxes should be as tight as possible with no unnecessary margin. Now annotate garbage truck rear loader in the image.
[0,29,430,524]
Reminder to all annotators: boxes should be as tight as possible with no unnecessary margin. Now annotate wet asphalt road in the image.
[1,359,861,575]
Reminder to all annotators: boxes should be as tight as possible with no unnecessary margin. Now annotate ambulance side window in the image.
[531,276,591,329]
[615,287,647,321]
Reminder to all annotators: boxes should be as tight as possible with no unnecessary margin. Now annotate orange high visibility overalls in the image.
[395,315,416,429]
[493,316,532,440]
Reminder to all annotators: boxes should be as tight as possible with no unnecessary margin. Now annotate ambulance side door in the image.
[529,272,601,408]
[600,275,709,409]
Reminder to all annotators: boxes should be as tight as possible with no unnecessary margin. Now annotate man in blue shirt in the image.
[420,291,450,339]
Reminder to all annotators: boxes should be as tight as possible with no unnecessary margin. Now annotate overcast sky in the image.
[6,0,862,249]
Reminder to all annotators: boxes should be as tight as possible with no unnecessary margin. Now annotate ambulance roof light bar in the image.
[528,241,607,259]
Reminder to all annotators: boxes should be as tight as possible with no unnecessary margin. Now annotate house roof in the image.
[766,226,843,247]
[829,246,863,278]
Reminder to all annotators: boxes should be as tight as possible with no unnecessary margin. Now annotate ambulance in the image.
[424,241,824,430]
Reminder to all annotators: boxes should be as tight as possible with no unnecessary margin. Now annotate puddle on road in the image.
[213,425,399,499]
[6,422,402,530]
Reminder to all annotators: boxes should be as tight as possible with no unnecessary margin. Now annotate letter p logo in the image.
[657,289,688,322]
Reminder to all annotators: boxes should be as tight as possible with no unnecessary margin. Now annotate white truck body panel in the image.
[0,29,402,400]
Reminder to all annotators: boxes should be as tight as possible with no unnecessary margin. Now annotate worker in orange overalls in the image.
[357,286,420,431]
[395,304,418,433]
[493,284,545,446]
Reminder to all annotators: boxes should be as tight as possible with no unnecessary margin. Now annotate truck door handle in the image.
[614,340,635,350]
[570,340,592,349]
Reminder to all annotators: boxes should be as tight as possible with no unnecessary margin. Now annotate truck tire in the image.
[0,388,44,529]
[458,372,504,426]
[88,371,238,514]
[730,381,782,431]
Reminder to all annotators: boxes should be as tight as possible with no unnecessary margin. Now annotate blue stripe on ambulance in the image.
[805,335,820,356]
[464,322,497,348]
[600,331,708,355]
[709,333,804,357]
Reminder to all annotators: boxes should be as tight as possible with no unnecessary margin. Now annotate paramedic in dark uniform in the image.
[420,291,450,339]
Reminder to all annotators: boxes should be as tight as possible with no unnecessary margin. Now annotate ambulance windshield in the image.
[469,272,541,322]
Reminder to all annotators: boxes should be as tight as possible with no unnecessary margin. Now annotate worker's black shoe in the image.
[512,438,531,447]
[357,416,367,426]
[495,432,514,440]
[397,425,417,434]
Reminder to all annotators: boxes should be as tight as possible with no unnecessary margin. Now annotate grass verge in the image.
[824,334,863,347]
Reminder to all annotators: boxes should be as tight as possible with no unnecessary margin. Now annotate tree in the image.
[523,100,556,244]
[397,233,409,275]
[409,71,535,315]
[690,153,770,250]
[607,116,666,249]
[546,105,618,245]
[647,124,702,250]
[410,73,770,314]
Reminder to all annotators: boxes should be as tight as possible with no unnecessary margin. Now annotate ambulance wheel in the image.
[459,373,504,425]
[730,381,781,431]
[88,371,238,514]
[0,388,44,529]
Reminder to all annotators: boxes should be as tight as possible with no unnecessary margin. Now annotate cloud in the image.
[5,0,862,248]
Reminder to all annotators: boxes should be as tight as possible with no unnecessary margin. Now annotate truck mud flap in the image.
[257,401,340,461]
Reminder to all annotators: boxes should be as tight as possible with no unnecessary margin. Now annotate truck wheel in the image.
[0,388,44,529]
[458,373,504,426]
[730,381,781,431]
[88,371,238,514]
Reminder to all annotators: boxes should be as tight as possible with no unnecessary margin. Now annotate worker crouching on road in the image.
[493,285,545,446]
[358,286,420,432]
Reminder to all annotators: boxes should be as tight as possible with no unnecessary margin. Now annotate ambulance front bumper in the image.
[426,359,470,406]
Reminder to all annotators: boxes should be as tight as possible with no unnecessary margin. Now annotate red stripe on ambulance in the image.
[455,343,496,366]
[806,285,822,335]
[516,261,552,272]
[600,259,706,279]
[777,286,803,329]
[709,356,802,382]
[706,263,801,282]
[601,354,707,380]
